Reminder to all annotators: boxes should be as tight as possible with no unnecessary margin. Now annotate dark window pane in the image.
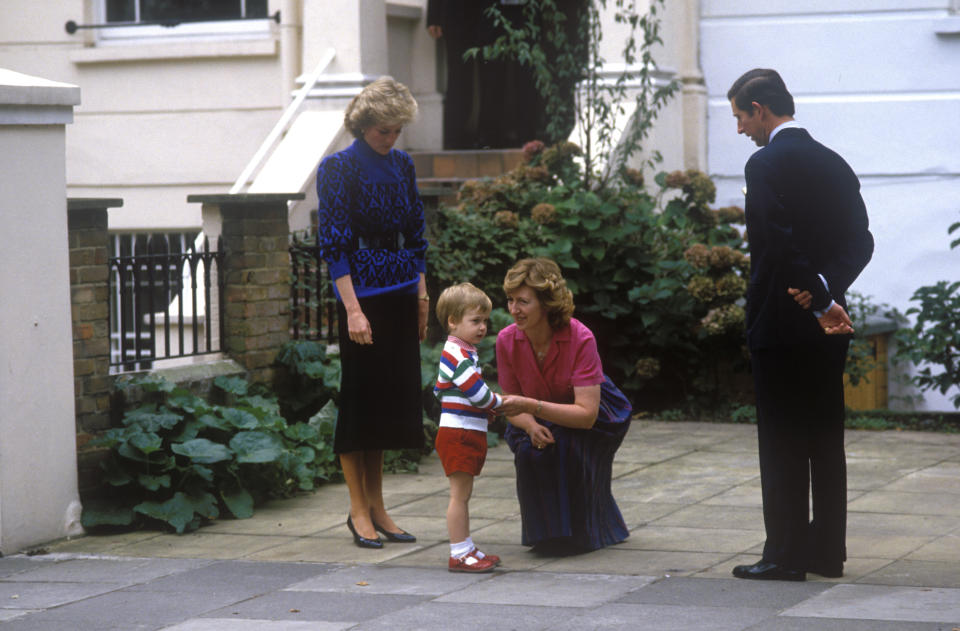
[246,0,267,18]
[141,0,242,22]
[106,0,135,22]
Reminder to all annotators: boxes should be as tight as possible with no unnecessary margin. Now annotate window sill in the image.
[70,38,277,65]
[934,16,960,36]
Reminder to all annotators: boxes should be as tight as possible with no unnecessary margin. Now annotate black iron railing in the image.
[108,234,224,372]
[290,236,337,342]
[66,10,279,34]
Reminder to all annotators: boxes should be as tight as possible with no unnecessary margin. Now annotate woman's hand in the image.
[417,298,429,341]
[499,394,534,417]
[346,307,373,345]
[527,422,555,450]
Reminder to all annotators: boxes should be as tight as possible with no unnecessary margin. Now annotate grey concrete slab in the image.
[352,601,573,631]
[620,525,765,553]
[859,559,960,588]
[536,547,732,577]
[0,557,55,579]
[744,618,948,631]
[202,590,429,622]
[0,556,209,585]
[434,571,652,607]
[0,580,123,610]
[782,584,960,624]
[123,560,333,599]
[554,602,774,631]
[162,620,351,631]
[285,564,491,595]
[615,576,831,609]
[0,587,241,630]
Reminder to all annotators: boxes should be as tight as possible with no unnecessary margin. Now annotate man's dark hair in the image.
[727,68,795,117]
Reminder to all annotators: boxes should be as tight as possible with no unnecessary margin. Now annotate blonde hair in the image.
[344,76,418,138]
[503,258,575,330]
[436,283,493,331]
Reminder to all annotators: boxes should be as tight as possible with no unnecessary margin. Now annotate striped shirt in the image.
[434,336,502,432]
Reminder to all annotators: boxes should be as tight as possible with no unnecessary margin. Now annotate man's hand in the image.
[787,287,813,310]
[817,303,854,335]
[427,24,442,39]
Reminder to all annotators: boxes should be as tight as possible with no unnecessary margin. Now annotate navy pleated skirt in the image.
[333,291,424,454]
[505,375,631,551]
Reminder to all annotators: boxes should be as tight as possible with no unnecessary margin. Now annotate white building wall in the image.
[701,1,960,410]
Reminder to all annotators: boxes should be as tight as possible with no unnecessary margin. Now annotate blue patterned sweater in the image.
[316,138,428,298]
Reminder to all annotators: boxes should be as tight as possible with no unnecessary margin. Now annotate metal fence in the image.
[108,232,224,372]
[289,235,337,342]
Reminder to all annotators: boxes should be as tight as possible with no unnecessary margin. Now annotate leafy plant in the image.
[474,0,679,189]
[892,219,960,409]
[83,375,339,533]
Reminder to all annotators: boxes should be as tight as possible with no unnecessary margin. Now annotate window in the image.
[98,0,270,44]
[105,0,267,24]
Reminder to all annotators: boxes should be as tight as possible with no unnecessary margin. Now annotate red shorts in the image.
[435,427,487,476]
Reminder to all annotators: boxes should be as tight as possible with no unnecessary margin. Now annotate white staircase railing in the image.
[230,47,336,193]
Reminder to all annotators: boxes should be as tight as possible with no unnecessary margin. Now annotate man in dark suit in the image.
[727,69,874,581]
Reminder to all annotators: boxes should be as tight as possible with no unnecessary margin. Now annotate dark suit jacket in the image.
[743,127,874,350]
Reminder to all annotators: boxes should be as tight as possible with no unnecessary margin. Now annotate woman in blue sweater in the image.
[317,77,429,549]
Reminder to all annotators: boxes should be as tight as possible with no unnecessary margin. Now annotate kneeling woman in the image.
[496,258,632,553]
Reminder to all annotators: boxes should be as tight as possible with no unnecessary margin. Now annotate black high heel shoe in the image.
[347,516,383,549]
[372,519,417,543]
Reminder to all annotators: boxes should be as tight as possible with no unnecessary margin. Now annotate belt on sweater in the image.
[355,232,404,251]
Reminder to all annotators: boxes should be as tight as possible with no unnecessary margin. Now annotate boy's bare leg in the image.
[447,471,474,544]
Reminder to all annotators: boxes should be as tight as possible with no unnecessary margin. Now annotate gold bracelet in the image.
[535,400,542,416]
[418,294,429,302]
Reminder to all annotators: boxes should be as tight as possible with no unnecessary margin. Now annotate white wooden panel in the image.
[708,97,960,176]
[67,109,279,185]
[703,0,946,18]
[702,11,960,96]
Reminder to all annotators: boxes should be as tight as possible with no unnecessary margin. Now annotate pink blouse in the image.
[496,318,604,404]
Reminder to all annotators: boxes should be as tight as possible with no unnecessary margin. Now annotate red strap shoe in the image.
[449,549,497,573]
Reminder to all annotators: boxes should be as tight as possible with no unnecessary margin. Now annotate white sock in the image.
[450,539,473,559]
[464,536,486,558]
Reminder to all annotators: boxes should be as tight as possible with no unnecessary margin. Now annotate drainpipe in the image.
[280,0,302,104]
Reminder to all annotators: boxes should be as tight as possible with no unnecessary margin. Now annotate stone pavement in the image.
[2,420,960,630]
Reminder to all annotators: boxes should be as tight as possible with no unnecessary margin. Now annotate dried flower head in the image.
[709,245,737,269]
[687,275,716,302]
[664,170,689,189]
[494,210,519,228]
[715,272,747,300]
[523,140,546,162]
[531,202,557,225]
[682,170,717,208]
[623,167,644,188]
[684,243,711,269]
[701,304,746,336]
[634,357,661,379]
[715,205,745,224]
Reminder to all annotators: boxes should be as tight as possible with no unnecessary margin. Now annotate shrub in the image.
[82,375,338,533]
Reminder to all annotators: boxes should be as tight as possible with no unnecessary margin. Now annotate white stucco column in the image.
[0,68,83,554]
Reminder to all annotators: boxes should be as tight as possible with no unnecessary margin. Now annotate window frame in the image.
[96,0,272,45]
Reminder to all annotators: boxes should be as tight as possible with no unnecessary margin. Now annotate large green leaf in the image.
[230,431,284,463]
[130,431,162,455]
[134,491,218,533]
[221,487,254,519]
[221,408,260,430]
[214,375,249,396]
[172,438,233,464]
[137,473,171,491]
[284,422,320,443]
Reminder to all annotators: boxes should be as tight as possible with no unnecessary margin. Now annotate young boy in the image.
[434,282,504,573]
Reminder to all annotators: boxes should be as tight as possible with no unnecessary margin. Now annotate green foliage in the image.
[843,292,892,387]
[82,375,339,533]
[274,340,341,425]
[428,147,750,411]
[474,0,679,190]
[894,279,960,409]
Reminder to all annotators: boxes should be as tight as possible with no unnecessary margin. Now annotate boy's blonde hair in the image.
[436,283,492,331]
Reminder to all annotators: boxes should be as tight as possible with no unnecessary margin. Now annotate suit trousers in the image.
[751,338,849,571]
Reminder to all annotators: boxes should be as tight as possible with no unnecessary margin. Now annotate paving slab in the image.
[615,576,830,609]
[162,621,350,631]
[553,602,774,631]
[434,571,651,607]
[284,564,490,596]
[782,584,960,624]
[203,590,429,623]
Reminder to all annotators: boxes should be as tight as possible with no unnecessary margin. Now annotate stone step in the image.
[411,148,525,180]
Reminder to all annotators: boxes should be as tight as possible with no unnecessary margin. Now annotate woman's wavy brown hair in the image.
[344,76,418,138]
[503,258,575,331]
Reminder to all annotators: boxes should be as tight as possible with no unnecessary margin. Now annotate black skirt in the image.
[334,291,425,454]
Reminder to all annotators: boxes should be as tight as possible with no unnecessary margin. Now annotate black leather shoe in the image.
[372,520,417,543]
[347,516,383,549]
[732,561,805,581]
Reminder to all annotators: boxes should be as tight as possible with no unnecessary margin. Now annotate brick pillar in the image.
[67,198,121,497]
[189,193,304,385]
